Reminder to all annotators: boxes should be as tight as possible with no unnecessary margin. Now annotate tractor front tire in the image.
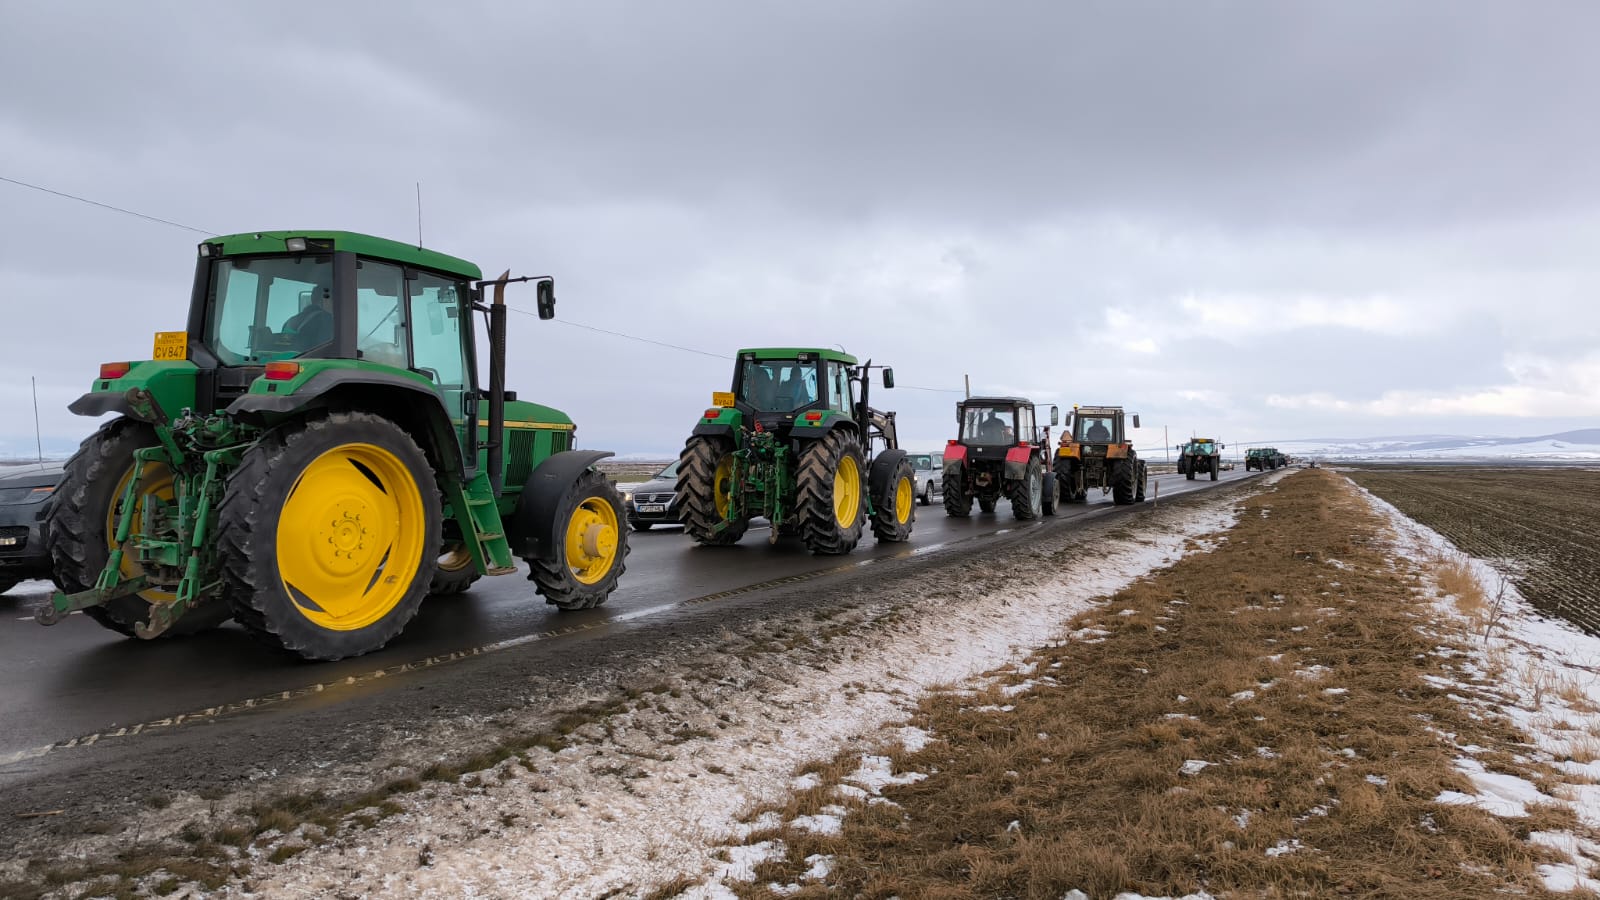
[1112,458,1137,506]
[428,543,481,596]
[528,468,629,610]
[677,437,748,546]
[795,431,866,555]
[871,455,916,543]
[1008,460,1044,520]
[218,412,441,661]
[48,417,231,638]
[942,472,972,517]
[1041,471,1058,516]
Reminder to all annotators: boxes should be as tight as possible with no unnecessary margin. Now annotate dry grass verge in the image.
[720,469,1588,898]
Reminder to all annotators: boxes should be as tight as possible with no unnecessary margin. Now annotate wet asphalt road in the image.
[0,469,1256,765]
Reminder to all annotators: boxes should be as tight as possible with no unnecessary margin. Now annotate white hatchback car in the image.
[908,451,943,506]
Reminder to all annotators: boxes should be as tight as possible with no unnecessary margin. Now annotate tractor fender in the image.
[942,442,967,476]
[1003,446,1033,481]
[508,450,616,561]
[868,448,908,509]
[788,419,855,441]
[226,370,465,477]
[692,422,736,438]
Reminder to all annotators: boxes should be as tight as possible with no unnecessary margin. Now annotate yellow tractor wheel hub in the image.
[276,442,426,632]
[713,454,735,519]
[565,497,620,585]
[894,474,912,523]
[833,454,861,527]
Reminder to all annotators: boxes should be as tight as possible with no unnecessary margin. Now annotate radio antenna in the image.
[32,376,44,465]
[416,182,424,248]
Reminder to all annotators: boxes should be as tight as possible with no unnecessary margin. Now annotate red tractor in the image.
[942,397,1059,520]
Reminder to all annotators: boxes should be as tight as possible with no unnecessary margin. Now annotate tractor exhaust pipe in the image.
[488,271,510,497]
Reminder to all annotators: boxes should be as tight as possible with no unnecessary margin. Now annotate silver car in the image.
[908,452,943,506]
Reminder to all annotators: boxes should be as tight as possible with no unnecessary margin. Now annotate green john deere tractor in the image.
[1176,437,1224,481]
[676,348,915,555]
[40,230,628,660]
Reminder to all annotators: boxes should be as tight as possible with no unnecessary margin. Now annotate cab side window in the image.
[828,362,852,412]
[355,259,408,369]
[408,271,472,422]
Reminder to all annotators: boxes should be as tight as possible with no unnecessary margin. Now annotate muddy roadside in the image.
[0,477,1262,898]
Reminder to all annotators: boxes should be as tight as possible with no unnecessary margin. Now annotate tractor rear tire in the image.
[942,472,971,517]
[1054,458,1087,504]
[48,417,232,638]
[1008,460,1043,520]
[429,543,481,596]
[871,456,915,543]
[1185,462,1195,481]
[528,467,629,610]
[1135,460,1148,503]
[677,436,748,546]
[795,431,867,555]
[218,412,441,661]
[1112,458,1137,506]
[1041,472,1058,516]
[1210,457,1219,481]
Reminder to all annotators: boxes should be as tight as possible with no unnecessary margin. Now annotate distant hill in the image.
[1272,430,1600,461]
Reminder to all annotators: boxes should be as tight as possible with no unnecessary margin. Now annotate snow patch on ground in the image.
[224,487,1246,898]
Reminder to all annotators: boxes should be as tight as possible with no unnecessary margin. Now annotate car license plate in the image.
[0,537,17,546]
[636,504,666,514]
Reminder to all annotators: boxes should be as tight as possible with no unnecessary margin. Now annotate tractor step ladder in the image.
[450,473,519,576]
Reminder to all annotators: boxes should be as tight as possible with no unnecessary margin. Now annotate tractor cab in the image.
[1070,407,1133,446]
[728,350,843,435]
[954,397,1058,461]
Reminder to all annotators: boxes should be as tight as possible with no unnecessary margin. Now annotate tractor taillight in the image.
[804,411,823,421]
[99,362,131,379]
[264,362,301,381]
[703,408,723,419]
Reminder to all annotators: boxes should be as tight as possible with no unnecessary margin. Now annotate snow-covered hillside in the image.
[1271,429,1600,461]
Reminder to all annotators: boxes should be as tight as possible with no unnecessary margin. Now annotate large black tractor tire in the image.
[1008,459,1044,520]
[870,456,916,543]
[1054,458,1088,504]
[428,542,481,596]
[1041,471,1058,516]
[1112,458,1138,506]
[528,467,630,610]
[1176,458,1188,477]
[677,436,748,546]
[1185,458,1196,481]
[942,471,972,518]
[1210,457,1220,481]
[217,412,442,661]
[48,417,231,638]
[1135,459,1148,503]
[795,431,867,555]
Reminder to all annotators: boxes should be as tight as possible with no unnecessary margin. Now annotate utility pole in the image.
[1164,425,1169,463]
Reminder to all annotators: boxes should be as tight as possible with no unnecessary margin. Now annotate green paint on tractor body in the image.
[41,230,626,659]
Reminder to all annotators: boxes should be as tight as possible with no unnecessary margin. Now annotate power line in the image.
[7,172,968,394]
[0,174,214,235]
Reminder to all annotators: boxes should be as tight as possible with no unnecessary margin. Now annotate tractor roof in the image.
[1074,405,1124,415]
[736,347,859,365]
[963,396,1033,408]
[1190,437,1217,443]
[207,230,483,280]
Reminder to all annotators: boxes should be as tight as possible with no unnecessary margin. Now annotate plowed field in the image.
[1351,466,1600,633]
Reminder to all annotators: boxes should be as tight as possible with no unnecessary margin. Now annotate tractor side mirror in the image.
[882,367,895,388]
[1050,405,1059,426]
[1220,443,1226,449]
[1132,414,1141,429]
[536,280,556,320]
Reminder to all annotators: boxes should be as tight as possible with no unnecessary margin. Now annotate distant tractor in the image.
[1245,447,1287,471]
[1176,438,1224,481]
[41,231,628,661]
[1054,406,1147,505]
[676,348,914,555]
[942,397,1060,520]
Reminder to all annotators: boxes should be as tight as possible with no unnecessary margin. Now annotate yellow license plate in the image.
[151,331,188,361]
[711,391,735,408]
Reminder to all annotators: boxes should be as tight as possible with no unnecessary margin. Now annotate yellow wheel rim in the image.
[108,461,177,604]
[276,442,426,632]
[894,475,912,524]
[564,496,620,585]
[438,543,473,572]
[833,454,861,527]
[712,454,735,519]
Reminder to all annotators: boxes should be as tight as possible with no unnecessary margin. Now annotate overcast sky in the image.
[3,2,1598,457]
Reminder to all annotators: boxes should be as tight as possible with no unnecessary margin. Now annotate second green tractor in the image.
[676,349,915,555]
